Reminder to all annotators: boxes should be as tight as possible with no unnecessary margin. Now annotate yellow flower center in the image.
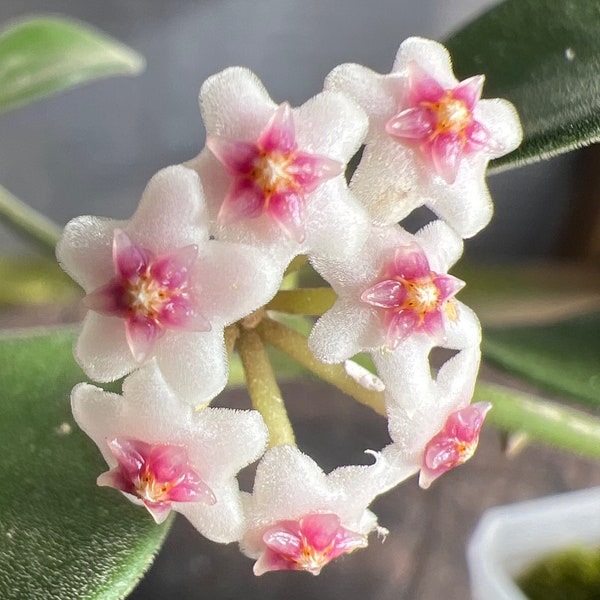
[423,93,472,136]
[295,539,334,575]
[126,274,169,319]
[136,470,171,503]
[400,278,440,324]
[251,151,296,196]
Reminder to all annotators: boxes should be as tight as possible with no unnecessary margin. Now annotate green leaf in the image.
[0,256,79,305]
[482,312,600,409]
[446,0,600,171]
[0,17,145,113]
[455,261,600,327]
[0,184,63,255]
[476,381,600,462]
[0,327,170,599]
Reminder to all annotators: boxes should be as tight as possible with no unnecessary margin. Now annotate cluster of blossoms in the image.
[57,37,521,575]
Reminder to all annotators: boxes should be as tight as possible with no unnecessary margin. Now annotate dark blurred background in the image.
[0,0,578,261]
[0,2,596,598]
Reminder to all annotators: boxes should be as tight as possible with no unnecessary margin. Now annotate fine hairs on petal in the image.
[55,32,523,576]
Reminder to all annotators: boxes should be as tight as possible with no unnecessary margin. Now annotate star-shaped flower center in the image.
[84,229,210,362]
[255,513,367,576]
[360,243,464,348]
[97,437,216,523]
[420,402,492,488]
[207,102,342,241]
[386,61,493,183]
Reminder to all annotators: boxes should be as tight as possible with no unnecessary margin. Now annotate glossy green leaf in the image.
[0,256,79,305]
[0,17,145,113]
[0,327,171,599]
[446,0,600,171]
[483,312,600,409]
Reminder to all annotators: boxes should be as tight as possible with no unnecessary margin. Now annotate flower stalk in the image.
[256,317,386,415]
[237,326,296,447]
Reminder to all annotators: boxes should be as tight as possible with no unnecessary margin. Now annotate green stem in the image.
[237,326,296,447]
[266,288,337,315]
[0,183,62,254]
[476,381,600,461]
[256,317,386,415]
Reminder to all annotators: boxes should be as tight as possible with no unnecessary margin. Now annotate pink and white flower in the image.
[189,67,370,267]
[97,437,216,524]
[57,165,282,405]
[309,220,467,364]
[380,340,489,489]
[240,445,403,575]
[326,37,522,238]
[256,513,368,576]
[72,366,268,541]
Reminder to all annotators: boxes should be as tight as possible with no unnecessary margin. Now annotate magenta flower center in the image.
[385,62,491,183]
[256,513,367,576]
[422,402,492,486]
[207,102,342,241]
[360,244,463,347]
[98,437,216,523]
[84,229,209,362]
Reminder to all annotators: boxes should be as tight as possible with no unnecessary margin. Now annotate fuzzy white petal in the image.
[415,219,464,272]
[476,98,524,157]
[305,180,370,262]
[294,89,368,159]
[75,312,137,382]
[309,300,379,363]
[200,66,276,138]
[154,328,228,406]
[240,445,390,559]
[392,37,456,87]
[72,367,268,543]
[426,162,494,237]
[128,165,208,252]
[325,63,400,124]
[57,216,122,291]
[193,241,280,323]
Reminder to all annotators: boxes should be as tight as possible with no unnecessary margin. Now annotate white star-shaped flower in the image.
[72,366,268,542]
[57,165,282,405]
[326,37,522,238]
[240,445,407,575]
[188,66,371,268]
[309,220,469,364]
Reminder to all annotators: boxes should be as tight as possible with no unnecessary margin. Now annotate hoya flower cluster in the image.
[57,37,521,575]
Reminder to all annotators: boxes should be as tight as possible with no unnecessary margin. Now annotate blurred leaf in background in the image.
[0,16,144,114]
